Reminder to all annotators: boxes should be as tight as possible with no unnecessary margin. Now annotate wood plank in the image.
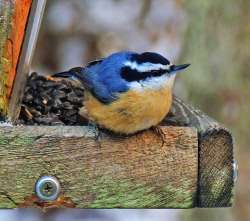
[8,0,46,122]
[0,0,32,119]
[0,126,198,209]
[163,96,235,207]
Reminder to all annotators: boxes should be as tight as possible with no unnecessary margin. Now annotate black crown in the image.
[131,52,170,65]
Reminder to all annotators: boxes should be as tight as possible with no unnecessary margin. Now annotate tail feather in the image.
[52,67,85,82]
[52,71,74,78]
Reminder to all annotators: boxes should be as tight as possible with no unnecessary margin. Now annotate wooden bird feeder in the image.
[0,0,236,209]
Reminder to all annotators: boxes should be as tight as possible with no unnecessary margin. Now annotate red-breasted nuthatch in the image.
[53,51,190,134]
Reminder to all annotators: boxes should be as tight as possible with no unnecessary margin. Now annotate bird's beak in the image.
[169,64,190,73]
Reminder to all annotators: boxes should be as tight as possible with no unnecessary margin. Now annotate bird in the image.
[52,51,190,135]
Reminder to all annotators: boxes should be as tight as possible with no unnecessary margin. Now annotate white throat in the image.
[128,73,176,92]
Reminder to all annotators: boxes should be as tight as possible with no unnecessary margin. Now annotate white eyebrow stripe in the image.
[124,61,171,72]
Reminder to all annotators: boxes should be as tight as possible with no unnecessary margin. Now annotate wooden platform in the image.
[0,125,198,209]
[0,97,235,209]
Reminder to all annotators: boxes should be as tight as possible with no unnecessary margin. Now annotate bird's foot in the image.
[151,125,167,147]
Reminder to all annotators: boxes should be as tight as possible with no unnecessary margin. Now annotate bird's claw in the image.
[152,126,167,147]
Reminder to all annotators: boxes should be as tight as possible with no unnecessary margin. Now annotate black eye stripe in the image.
[121,67,166,82]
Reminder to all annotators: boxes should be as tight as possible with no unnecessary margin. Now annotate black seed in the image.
[42,81,59,88]
[62,101,73,110]
[74,88,84,97]
[64,109,78,117]
[52,90,66,99]
[18,72,87,126]
[23,94,33,103]
[29,108,42,117]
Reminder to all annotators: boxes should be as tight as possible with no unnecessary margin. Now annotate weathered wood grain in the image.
[8,0,46,122]
[163,96,235,207]
[0,0,32,119]
[0,126,198,209]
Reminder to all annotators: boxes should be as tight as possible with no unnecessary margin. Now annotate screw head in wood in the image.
[35,176,60,201]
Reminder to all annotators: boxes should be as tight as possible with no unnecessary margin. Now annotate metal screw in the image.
[35,176,60,201]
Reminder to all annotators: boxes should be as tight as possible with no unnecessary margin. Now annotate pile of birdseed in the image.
[18,72,88,125]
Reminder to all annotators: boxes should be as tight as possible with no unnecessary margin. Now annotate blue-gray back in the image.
[82,51,133,103]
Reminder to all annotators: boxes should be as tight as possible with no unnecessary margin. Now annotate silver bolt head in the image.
[35,175,60,201]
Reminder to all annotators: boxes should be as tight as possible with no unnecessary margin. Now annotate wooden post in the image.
[164,96,235,207]
[0,0,46,122]
[0,0,32,119]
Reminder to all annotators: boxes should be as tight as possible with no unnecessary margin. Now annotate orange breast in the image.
[83,86,172,134]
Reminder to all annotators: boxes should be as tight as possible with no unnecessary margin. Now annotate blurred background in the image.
[1,0,249,220]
